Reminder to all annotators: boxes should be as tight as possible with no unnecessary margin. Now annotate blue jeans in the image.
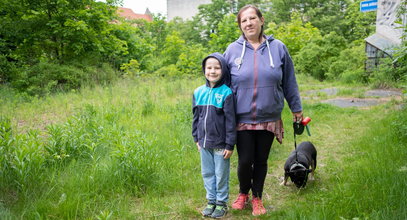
[200,148,230,204]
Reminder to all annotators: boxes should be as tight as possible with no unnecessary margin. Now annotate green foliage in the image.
[327,42,367,83]
[0,55,18,83]
[177,44,208,75]
[160,31,186,66]
[294,32,346,80]
[11,61,118,96]
[153,64,182,77]
[120,59,141,77]
[209,14,241,53]
[195,0,234,42]
[342,1,376,42]
[265,12,321,56]
[369,58,405,89]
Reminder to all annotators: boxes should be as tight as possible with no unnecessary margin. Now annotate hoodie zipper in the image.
[251,50,258,122]
[203,87,212,148]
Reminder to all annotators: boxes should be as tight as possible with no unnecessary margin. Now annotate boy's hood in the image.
[202,52,230,88]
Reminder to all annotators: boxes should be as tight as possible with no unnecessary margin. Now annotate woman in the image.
[224,5,303,216]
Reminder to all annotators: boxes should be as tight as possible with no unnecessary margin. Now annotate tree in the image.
[0,0,123,64]
[265,12,321,56]
[294,32,346,80]
[269,0,351,36]
[208,14,241,53]
[160,31,185,66]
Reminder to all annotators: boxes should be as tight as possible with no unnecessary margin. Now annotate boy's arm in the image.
[223,93,236,151]
[192,94,199,143]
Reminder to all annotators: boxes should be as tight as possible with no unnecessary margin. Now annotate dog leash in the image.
[293,117,312,160]
[293,117,311,148]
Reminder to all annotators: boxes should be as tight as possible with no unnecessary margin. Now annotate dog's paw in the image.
[280,181,286,186]
[309,173,315,181]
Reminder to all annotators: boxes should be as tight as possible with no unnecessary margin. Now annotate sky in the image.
[121,0,167,15]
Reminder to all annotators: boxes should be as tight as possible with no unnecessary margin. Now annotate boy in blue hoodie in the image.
[192,52,236,218]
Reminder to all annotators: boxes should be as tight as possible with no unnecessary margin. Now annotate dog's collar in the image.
[290,162,306,171]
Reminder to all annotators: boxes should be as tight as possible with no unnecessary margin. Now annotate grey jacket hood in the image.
[202,52,231,88]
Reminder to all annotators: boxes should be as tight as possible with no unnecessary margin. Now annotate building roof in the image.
[117,7,152,22]
[365,33,401,55]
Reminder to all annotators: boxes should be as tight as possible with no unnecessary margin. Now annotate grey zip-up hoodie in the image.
[192,53,236,150]
[224,35,302,123]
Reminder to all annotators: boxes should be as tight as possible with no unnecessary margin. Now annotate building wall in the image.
[167,0,211,21]
[376,0,404,44]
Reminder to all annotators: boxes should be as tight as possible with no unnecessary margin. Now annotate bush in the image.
[327,42,367,83]
[11,61,119,96]
[0,54,18,83]
[294,32,346,80]
[153,64,182,77]
[369,58,405,89]
[176,44,208,75]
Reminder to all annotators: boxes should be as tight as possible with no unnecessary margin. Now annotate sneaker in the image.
[201,202,216,217]
[210,204,228,218]
[251,197,266,216]
[231,193,249,210]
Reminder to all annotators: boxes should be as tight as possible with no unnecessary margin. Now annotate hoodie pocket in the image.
[235,87,253,115]
[257,85,284,115]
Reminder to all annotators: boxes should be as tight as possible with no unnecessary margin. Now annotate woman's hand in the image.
[292,111,303,123]
[223,149,233,159]
[196,142,201,151]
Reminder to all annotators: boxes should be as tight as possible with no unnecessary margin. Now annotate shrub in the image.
[11,61,119,96]
[120,59,141,78]
[176,44,208,75]
[153,64,181,77]
[327,42,367,83]
[294,32,346,80]
[0,55,18,83]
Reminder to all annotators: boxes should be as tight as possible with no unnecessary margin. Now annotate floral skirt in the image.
[236,120,284,144]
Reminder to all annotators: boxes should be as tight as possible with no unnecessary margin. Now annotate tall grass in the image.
[0,76,405,219]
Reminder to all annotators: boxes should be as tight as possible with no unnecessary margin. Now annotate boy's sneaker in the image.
[201,202,216,217]
[251,197,266,216]
[210,203,228,218]
[231,193,249,210]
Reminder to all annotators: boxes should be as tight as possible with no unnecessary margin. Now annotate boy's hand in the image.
[196,142,201,151]
[223,149,233,159]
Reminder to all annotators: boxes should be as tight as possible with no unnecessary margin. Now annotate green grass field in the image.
[0,76,406,219]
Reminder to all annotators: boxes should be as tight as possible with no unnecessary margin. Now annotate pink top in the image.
[237,120,284,144]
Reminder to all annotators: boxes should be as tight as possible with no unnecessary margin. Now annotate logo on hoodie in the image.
[215,93,224,105]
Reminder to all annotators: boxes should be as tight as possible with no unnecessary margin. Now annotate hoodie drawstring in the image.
[237,40,246,70]
[238,38,275,70]
[266,39,275,68]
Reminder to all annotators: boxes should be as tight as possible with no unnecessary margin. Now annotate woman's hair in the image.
[237,5,264,41]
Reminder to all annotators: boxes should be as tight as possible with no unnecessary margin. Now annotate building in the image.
[364,0,406,69]
[167,0,211,21]
[117,7,153,22]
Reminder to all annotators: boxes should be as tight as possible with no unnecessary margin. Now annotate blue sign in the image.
[360,0,378,12]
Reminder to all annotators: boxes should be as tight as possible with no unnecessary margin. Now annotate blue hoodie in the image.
[192,53,236,150]
[224,35,302,123]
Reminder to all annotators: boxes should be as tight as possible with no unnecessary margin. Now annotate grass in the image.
[0,75,406,219]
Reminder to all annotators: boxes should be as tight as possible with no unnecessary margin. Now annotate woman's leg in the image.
[236,130,256,194]
[252,130,274,198]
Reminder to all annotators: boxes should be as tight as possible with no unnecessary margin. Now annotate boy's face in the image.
[205,58,222,87]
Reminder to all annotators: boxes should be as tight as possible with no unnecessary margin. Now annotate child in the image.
[192,52,236,218]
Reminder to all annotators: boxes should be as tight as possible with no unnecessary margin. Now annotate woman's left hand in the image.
[292,111,303,122]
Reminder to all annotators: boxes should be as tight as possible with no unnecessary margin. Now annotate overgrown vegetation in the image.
[1,0,406,96]
[0,76,406,219]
